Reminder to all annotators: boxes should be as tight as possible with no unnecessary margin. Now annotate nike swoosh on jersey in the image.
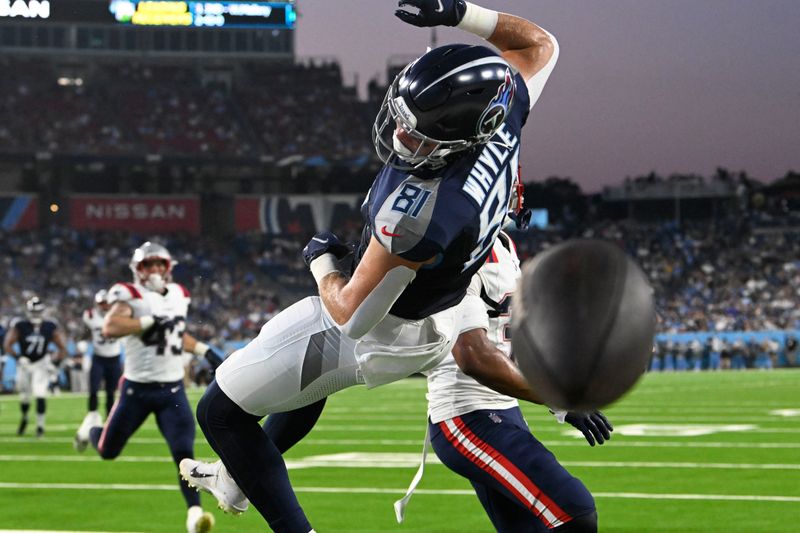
[170,385,180,393]
[381,225,402,238]
[312,237,329,243]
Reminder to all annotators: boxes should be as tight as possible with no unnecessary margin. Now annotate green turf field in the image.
[0,370,798,532]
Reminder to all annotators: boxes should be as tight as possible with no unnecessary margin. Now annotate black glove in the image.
[302,231,351,267]
[140,316,175,346]
[203,348,224,372]
[395,0,467,28]
[565,411,613,446]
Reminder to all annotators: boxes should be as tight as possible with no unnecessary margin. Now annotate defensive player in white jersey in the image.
[4,296,67,437]
[73,289,123,449]
[73,242,221,533]
[182,2,560,530]
[422,232,612,532]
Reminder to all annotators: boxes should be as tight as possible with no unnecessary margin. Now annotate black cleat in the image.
[36,426,44,438]
[17,418,27,436]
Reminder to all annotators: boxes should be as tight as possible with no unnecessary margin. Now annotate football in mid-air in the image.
[511,239,656,411]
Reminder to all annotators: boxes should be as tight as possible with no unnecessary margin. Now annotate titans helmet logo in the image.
[477,68,515,138]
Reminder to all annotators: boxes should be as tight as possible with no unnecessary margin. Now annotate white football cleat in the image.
[73,411,103,452]
[186,505,215,533]
[180,458,249,515]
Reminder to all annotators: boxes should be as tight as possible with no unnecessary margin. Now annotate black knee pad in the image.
[553,511,597,533]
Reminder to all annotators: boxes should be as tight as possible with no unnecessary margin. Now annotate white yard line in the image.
[560,461,800,470]
[2,453,799,471]
[0,530,141,533]
[0,455,171,462]
[0,482,797,503]
[2,436,800,448]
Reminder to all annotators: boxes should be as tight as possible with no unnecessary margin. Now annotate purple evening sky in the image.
[293,0,800,193]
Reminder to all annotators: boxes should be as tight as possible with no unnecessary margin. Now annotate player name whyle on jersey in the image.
[460,122,520,273]
[358,73,530,321]
[107,281,190,383]
[82,308,121,357]
[462,123,520,208]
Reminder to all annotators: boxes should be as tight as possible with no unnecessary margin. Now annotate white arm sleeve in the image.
[340,266,417,340]
[460,274,489,334]
[527,29,560,110]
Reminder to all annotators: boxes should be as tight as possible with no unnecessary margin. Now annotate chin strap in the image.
[549,408,568,424]
[393,424,431,523]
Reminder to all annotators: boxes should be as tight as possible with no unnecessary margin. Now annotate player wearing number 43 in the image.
[182,1,559,531]
[72,242,223,533]
[3,296,68,438]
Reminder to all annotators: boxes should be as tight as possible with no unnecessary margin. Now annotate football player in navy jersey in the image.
[3,296,67,437]
[181,2,559,531]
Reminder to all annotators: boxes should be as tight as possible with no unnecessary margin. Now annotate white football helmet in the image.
[26,296,46,324]
[129,242,175,292]
[94,289,109,306]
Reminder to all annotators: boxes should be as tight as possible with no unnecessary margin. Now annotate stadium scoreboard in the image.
[0,0,297,28]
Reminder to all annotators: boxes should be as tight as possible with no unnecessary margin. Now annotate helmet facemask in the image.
[136,260,170,292]
[129,242,175,293]
[373,71,477,172]
[26,297,45,325]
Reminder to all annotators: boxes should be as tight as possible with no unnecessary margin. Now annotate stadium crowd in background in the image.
[509,216,800,333]
[0,59,374,161]
[1,211,798,370]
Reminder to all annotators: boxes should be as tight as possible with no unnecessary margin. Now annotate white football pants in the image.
[16,357,53,401]
[215,296,475,417]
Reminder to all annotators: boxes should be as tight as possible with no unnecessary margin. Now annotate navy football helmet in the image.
[373,44,516,171]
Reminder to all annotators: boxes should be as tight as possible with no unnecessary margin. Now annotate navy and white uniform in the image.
[82,306,122,414]
[92,281,195,464]
[196,43,561,530]
[11,318,59,399]
[428,235,595,531]
[215,74,531,417]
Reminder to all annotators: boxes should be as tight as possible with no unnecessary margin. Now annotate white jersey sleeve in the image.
[107,282,139,306]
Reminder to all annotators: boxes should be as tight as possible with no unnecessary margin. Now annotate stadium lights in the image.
[57,77,84,87]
